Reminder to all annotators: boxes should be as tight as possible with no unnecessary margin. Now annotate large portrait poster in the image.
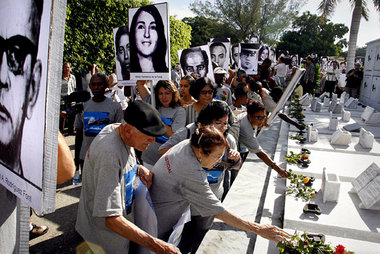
[128,3,170,80]
[209,38,231,72]
[239,43,259,75]
[0,0,52,212]
[113,25,137,86]
[178,45,215,82]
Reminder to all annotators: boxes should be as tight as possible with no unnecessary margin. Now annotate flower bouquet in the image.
[277,231,354,254]
[285,169,317,202]
[285,150,311,168]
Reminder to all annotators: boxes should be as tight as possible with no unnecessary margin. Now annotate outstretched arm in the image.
[278,113,304,130]
[214,210,290,242]
[106,216,181,254]
[256,151,289,178]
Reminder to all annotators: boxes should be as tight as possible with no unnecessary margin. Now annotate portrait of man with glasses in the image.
[0,0,44,177]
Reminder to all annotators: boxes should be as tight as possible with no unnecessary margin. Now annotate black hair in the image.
[234,86,248,99]
[196,100,234,127]
[180,47,209,76]
[247,100,265,115]
[90,73,108,87]
[210,42,227,53]
[262,58,272,66]
[130,5,168,72]
[270,87,283,103]
[115,25,129,46]
[189,77,217,100]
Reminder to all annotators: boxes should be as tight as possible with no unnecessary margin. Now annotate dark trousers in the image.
[324,80,336,98]
[302,79,314,95]
[178,215,214,254]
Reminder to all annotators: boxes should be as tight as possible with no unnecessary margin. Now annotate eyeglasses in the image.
[0,35,37,75]
[200,90,213,95]
[251,115,266,120]
[213,121,229,128]
[210,153,224,164]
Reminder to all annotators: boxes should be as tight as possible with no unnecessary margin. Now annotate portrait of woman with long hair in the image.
[129,4,169,73]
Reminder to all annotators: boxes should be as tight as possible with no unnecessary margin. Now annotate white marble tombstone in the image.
[330,128,352,145]
[329,116,339,131]
[322,167,341,203]
[341,110,351,122]
[359,128,374,149]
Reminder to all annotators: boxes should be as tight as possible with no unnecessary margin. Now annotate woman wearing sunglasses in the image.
[150,126,290,253]
[238,100,289,178]
[185,77,217,125]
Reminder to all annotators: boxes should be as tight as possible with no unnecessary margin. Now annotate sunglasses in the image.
[251,115,266,120]
[0,35,37,76]
[200,90,213,95]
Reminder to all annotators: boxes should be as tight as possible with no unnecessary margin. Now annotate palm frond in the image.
[318,0,339,17]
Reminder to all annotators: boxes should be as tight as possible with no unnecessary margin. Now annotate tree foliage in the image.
[276,11,349,57]
[64,0,192,74]
[257,0,302,46]
[182,16,240,46]
[169,16,192,66]
[190,0,262,42]
[189,0,303,45]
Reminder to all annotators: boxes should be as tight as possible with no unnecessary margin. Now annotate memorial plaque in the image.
[365,112,380,124]
[361,106,375,121]
[357,175,380,209]
[352,163,380,192]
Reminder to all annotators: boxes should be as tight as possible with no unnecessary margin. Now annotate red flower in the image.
[334,244,345,254]
[302,155,307,160]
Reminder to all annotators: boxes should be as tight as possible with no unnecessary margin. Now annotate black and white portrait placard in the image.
[178,45,215,82]
[209,38,231,72]
[0,0,52,212]
[128,3,170,80]
[113,25,136,86]
[239,43,259,75]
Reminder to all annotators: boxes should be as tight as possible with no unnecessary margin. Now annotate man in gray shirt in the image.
[76,101,180,254]
[239,101,289,177]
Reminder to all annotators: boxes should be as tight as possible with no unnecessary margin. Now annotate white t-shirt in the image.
[274,63,288,77]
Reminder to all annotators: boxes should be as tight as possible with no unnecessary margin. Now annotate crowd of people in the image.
[53,47,365,253]
[0,1,365,252]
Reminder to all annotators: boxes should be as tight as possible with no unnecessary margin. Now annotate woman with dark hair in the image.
[130,5,168,73]
[150,126,290,253]
[179,75,197,108]
[185,77,217,124]
[138,80,186,169]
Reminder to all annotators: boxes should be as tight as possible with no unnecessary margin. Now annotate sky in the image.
[154,0,380,47]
